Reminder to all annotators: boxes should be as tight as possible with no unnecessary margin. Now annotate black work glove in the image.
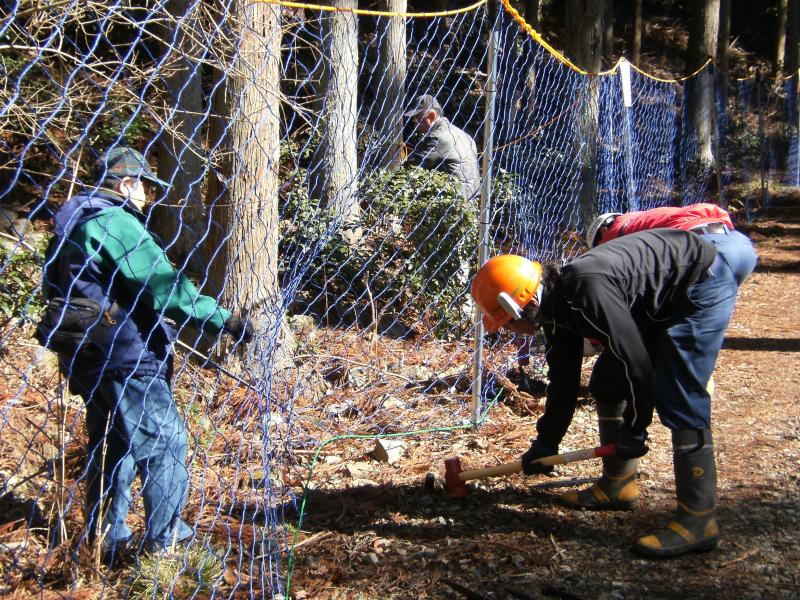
[224,314,254,344]
[615,427,649,460]
[521,438,558,475]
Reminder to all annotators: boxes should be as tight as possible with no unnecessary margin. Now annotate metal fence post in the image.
[619,58,638,211]
[472,3,500,427]
[756,71,768,207]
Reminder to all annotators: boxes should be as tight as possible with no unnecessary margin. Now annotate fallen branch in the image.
[718,548,758,568]
[549,533,567,561]
[288,530,333,553]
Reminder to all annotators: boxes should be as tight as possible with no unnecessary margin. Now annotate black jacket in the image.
[535,228,717,447]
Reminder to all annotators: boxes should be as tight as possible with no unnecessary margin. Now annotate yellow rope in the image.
[497,0,736,85]
[498,0,617,77]
[254,0,487,18]
[257,0,786,85]
[627,57,714,83]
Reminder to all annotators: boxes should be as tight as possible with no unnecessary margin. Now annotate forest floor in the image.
[0,191,797,600]
[287,190,800,600]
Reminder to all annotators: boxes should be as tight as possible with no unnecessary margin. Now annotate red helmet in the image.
[471,255,543,332]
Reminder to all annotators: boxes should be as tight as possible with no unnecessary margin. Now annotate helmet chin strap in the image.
[497,291,524,320]
[497,282,543,321]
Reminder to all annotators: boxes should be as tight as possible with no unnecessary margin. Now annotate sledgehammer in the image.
[444,444,616,497]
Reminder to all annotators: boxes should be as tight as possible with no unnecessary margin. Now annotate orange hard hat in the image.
[471,255,543,332]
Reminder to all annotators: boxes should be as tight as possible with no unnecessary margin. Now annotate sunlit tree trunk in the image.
[684,0,720,178]
[375,0,406,171]
[309,0,360,236]
[565,0,605,226]
[154,0,204,266]
[776,0,789,78]
[206,2,282,367]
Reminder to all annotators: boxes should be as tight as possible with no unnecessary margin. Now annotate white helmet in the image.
[586,212,622,248]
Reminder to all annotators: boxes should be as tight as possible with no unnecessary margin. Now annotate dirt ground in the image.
[0,193,797,599]
[288,192,800,600]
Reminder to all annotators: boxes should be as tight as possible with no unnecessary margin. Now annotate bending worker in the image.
[572,203,756,518]
[586,202,736,249]
[471,227,756,557]
[40,147,253,563]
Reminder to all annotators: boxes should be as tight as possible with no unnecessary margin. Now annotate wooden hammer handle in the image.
[457,444,615,483]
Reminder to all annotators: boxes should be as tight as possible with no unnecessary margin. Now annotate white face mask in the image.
[120,177,147,210]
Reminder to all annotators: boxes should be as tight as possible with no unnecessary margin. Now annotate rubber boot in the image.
[633,429,720,558]
[559,402,638,511]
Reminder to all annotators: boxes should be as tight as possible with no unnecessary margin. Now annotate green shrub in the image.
[0,236,48,326]
[279,166,479,338]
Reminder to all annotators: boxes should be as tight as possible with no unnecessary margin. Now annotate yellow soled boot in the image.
[559,402,638,511]
[634,429,720,558]
[559,456,639,510]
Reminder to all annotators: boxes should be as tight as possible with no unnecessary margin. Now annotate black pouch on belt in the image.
[35,297,116,355]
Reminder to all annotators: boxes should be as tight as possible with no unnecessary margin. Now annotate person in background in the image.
[40,147,253,564]
[404,94,481,201]
[589,202,731,249]
[471,227,756,558]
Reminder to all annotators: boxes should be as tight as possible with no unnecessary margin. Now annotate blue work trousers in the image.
[73,374,193,549]
[591,230,756,430]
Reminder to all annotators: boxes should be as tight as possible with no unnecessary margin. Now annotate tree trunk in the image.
[565,0,604,71]
[787,0,799,142]
[603,0,614,67]
[206,2,282,368]
[375,0,406,171]
[565,0,605,226]
[309,0,360,235]
[684,0,720,176]
[776,0,789,77]
[153,0,204,266]
[632,0,642,65]
[717,0,731,74]
[717,0,731,111]
[525,0,540,28]
[787,0,799,76]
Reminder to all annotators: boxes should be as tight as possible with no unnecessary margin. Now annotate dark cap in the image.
[404,94,443,118]
[92,147,169,189]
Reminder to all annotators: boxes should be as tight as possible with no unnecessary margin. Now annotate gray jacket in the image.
[411,117,481,200]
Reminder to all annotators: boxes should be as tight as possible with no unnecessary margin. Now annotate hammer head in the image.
[444,457,467,497]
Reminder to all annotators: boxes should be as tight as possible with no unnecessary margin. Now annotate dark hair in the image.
[518,262,561,326]
[541,262,561,296]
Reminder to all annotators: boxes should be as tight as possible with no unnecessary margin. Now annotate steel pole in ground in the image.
[619,59,639,212]
[472,4,500,428]
[756,71,768,208]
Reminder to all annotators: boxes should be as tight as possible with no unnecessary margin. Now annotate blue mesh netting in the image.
[0,1,793,597]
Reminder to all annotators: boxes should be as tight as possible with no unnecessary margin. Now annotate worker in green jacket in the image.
[40,146,252,564]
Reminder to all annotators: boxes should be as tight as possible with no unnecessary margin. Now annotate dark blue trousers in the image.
[590,230,756,430]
